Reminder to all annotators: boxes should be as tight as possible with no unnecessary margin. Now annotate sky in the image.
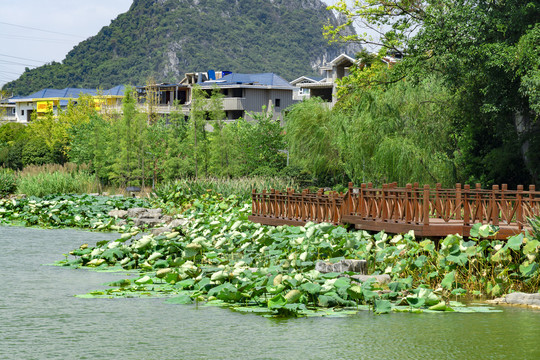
[0,0,341,90]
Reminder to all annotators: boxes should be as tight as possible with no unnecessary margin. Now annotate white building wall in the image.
[14,102,35,123]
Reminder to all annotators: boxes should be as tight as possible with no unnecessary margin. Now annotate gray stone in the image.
[127,208,148,218]
[134,217,163,227]
[315,260,368,274]
[505,292,540,307]
[168,218,188,229]
[151,227,170,236]
[162,215,173,223]
[350,274,391,285]
[144,208,162,218]
[108,210,128,219]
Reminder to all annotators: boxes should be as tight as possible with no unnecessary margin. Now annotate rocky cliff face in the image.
[4,0,360,95]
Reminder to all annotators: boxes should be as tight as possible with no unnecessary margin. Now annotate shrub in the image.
[16,169,99,197]
[0,169,17,197]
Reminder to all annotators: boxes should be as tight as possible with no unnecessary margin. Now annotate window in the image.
[231,88,243,98]
[275,98,281,107]
[21,110,24,116]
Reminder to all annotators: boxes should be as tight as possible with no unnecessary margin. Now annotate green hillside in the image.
[4,0,360,95]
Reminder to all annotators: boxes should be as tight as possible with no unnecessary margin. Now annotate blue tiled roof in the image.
[202,73,293,88]
[26,88,98,99]
[25,85,125,99]
[103,85,125,96]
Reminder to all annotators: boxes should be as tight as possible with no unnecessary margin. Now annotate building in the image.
[0,96,19,123]
[136,71,297,123]
[295,53,402,107]
[296,53,356,107]
[290,76,324,101]
[8,86,125,123]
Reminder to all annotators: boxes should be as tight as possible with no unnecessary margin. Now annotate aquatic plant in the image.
[0,194,148,229]
[54,191,538,317]
[0,169,17,197]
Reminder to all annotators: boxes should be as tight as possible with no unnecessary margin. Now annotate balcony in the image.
[222,97,246,111]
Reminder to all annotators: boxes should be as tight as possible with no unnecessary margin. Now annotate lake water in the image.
[1,226,540,360]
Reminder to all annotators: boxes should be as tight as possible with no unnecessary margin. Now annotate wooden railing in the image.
[249,183,540,238]
[250,188,345,225]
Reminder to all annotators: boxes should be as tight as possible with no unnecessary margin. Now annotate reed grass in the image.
[16,164,99,197]
[156,177,298,202]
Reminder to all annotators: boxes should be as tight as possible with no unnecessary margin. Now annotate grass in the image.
[156,176,298,202]
[14,163,99,197]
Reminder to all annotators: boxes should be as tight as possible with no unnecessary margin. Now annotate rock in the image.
[315,260,368,274]
[134,217,163,227]
[108,210,128,218]
[144,208,162,218]
[168,218,187,229]
[350,274,391,285]
[127,208,148,218]
[151,227,170,236]
[116,220,127,226]
[504,292,540,307]
[162,215,173,223]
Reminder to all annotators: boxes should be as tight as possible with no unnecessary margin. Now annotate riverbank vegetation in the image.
[2,189,538,317]
[1,2,538,189]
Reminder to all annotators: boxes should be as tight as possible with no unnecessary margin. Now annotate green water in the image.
[1,226,539,360]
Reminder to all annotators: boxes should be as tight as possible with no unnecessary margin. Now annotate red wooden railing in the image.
[250,188,345,225]
[248,183,540,239]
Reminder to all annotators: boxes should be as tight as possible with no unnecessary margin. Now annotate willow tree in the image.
[285,98,343,184]
[325,0,540,185]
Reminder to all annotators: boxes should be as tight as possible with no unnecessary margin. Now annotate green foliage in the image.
[285,99,342,185]
[16,170,99,197]
[0,193,148,229]
[3,0,356,95]
[49,192,518,317]
[323,0,540,185]
[0,169,16,197]
[219,108,286,177]
[155,176,297,208]
[285,78,457,187]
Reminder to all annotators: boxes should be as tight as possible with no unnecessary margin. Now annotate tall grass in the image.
[156,177,298,203]
[0,168,17,197]
[16,163,99,197]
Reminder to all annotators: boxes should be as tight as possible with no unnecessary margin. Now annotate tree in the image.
[326,0,540,185]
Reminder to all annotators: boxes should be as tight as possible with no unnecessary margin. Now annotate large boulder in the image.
[108,210,128,218]
[127,208,148,218]
[315,259,368,274]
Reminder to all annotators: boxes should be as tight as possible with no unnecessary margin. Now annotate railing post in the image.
[381,183,387,220]
[528,185,535,224]
[517,185,523,231]
[252,188,256,215]
[262,189,267,217]
[501,184,507,223]
[463,185,470,226]
[475,183,482,223]
[405,183,412,223]
[456,183,462,220]
[435,183,441,218]
[492,185,499,226]
[360,183,366,217]
[423,184,430,226]
[347,182,354,215]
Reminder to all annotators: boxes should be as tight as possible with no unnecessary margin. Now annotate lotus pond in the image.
[1,226,540,360]
[1,192,539,317]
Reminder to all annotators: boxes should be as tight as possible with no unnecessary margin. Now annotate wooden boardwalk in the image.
[248,183,540,239]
